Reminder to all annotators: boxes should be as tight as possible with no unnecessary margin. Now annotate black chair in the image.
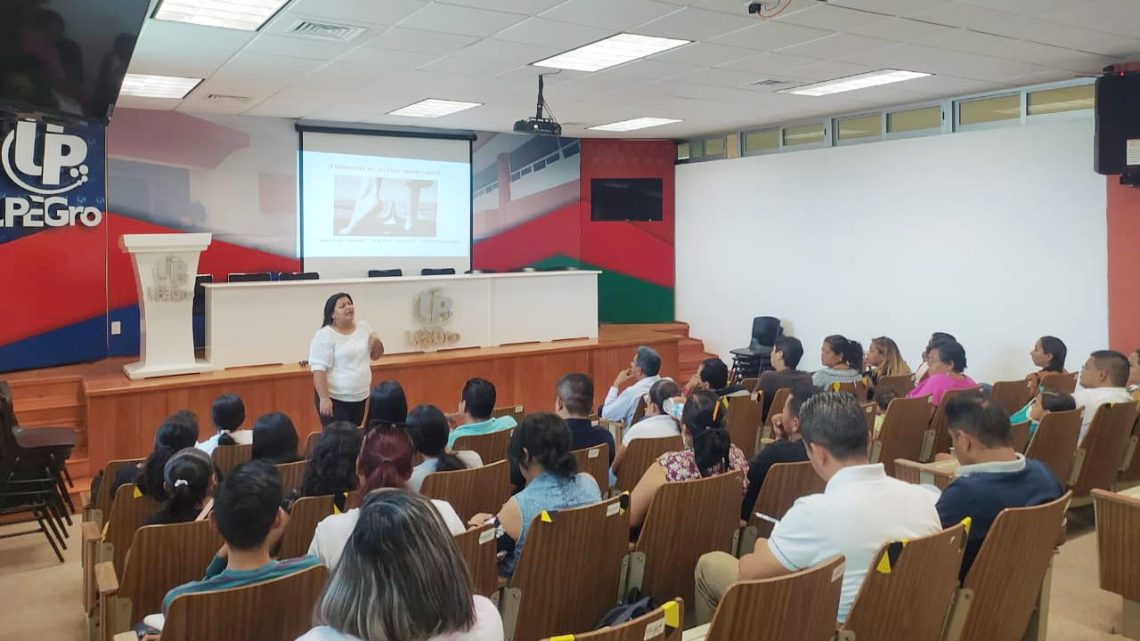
[368,269,403,278]
[277,271,319,281]
[465,269,496,274]
[729,316,783,380]
[192,275,212,349]
[421,268,457,276]
[227,272,273,282]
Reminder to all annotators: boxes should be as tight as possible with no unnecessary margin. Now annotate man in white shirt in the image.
[1072,350,1133,443]
[693,392,941,625]
[601,346,662,426]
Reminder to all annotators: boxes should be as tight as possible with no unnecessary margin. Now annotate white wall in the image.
[676,119,1107,384]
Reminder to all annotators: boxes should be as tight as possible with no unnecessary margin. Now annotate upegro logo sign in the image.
[148,255,192,302]
[408,287,460,350]
[1,120,104,228]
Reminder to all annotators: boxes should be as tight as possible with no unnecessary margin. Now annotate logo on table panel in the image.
[147,255,192,303]
[409,288,460,350]
[1,120,103,228]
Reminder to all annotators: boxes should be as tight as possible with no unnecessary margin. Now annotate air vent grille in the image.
[286,20,366,42]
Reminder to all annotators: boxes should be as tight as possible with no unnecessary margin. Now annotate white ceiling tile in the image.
[602,58,702,79]
[455,39,563,64]
[494,17,613,48]
[890,74,1004,97]
[636,7,758,40]
[906,3,1015,27]
[649,42,756,66]
[212,52,326,88]
[279,0,427,26]
[397,3,528,37]
[849,43,1054,82]
[129,21,253,77]
[829,0,950,13]
[241,89,328,118]
[668,67,766,88]
[1042,0,1140,35]
[334,47,443,69]
[954,0,1077,15]
[361,27,480,54]
[916,30,1113,73]
[788,60,881,81]
[777,4,893,30]
[115,95,182,111]
[709,21,835,51]
[719,52,822,74]
[778,33,897,58]
[445,0,567,13]
[244,34,367,61]
[539,0,681,30]
[848,18,956,42]
[420,55,524,77]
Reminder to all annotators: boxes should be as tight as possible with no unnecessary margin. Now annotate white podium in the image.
[120,233,214,379]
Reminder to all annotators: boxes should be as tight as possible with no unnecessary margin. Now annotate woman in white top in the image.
[308,423,464,568]
[405,404,483,493]
[309,293,384,427]
[298,491,503,641]
[612,378,681,476]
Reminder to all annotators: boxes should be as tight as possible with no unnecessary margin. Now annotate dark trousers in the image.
[315,392,367,427]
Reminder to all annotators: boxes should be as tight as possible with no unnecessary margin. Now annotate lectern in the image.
[120,233,214,379]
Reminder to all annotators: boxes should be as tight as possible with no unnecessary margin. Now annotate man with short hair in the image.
[1072,350,1133,442]
[756,336,813,419]
[937,393,1063,580]
[694,392,940,625]
[447,378,518,449]
[543,373,617,490]
[740,381,814,520]
[601,345,662,426]
[684,357,748,398]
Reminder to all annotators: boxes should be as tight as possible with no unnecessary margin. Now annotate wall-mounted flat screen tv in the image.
[590,178,664,222]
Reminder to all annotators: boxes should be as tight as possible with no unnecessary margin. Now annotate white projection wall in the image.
[676,119,1108,383]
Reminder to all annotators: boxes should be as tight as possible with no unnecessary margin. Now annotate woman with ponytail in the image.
[406,404,483,493]
[812,335,865,389]
[146,448,217,525]
[628,391,748,529]
[108,411,199,502]
[467,412,601,579]
[307,423,465,568]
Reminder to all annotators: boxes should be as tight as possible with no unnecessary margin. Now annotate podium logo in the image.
[409,288,459,350]
[1,120,103,228]
[147,255,192,303]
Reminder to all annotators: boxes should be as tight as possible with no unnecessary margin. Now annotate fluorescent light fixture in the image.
[781,69,931,97]
[533,33,691,72]
[589,117,683,132]
[154,0,291,31]
[120,74,202,99]
[387,99,483,118]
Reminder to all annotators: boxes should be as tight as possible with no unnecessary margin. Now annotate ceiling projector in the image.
[514,74,562,137]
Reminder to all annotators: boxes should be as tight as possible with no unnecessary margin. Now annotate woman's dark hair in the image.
[1038,336,1067,373]
[154,448,214,523]
[1040,390,1077,413]
[824,335,864,371]
[648,379,681,414]
[406,404,467,473]
[508,412,577,479]
[300,422,362,505]
[681,391,733,478]
[136,412,199,500]
[251,412,299,465]
[931,339,968,373]
[925,332,956,354]
[358,424,416,493]
[212,393,245,446]
[321,292,353,327]
[365,381,407,428]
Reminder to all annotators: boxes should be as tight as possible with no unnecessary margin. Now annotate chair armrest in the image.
[80,491,91,507]
[81,521,102,542]
[95,561,120,596]
[113,633,138,641]
[681,623,710,641]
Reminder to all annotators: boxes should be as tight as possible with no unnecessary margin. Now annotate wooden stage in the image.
[5,324,706,479]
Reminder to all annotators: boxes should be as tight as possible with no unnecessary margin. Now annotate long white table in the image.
[203,271,600,369]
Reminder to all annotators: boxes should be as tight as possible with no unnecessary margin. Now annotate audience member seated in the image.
[1128,349,1140,400]
[251,412,301,465]
[694,392,941,625]
[612,379,681,475]
[196,393,249,456]
[298,491,503,641]
[812,335,865,389]
[628,391,749,530]
[870,388,898,437]
[864,336,912,389]
[145,448,216,526]
[299,422,362,511]
[683,357,748,398]
[107,411,199,503]
[740,382,815,521]
[142,461,320,638]
[936,394,1064,581]
[309,424,465,567]
[601,345,663,426]
[1025,336,1068,391]
[906,339,977,405]
[557,372,615,461]
[913,332,956,385]
[364,380,408,428]
[447,378,517,449]
[469,412,602,579]
[1009,389,1077,438]
[1072,350,1133,442]
[756,336,813,418]
[407,404,482,493]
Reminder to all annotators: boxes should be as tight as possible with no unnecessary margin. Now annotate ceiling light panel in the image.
[533,33,691,72]
[387,99,483,118]
[781,69,931,96]
[154,0,291,31]
[120,74,203,99]
[589,117,683,132]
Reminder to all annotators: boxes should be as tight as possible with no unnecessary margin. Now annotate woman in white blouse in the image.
[309,292,384,427]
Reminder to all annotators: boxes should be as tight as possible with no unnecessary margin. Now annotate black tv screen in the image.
[0,0,151,122]
[591,178,664,222]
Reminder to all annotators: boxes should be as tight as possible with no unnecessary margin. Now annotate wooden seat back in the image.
[493,404,526,425]
[211,444,252,477]
[1091,489,1140,603]
[1070,402,1137,496]
[453,523,499,598]
[421,459,512,522]
[926,387,983,461]
[833,380,868,401]
[876,374,915,399]
[990,381,1033,416]
[572,444,611,496]
[507,496,630,641]
[614,436,683,493]
[706,556,843,641]
[302,431,319,458]
[454,428,513,465]
[105,483,158,573]
[743,461,823,548]
[275,460,308,496]
[1039,372,1077,394]
[634,471,743,607]
[160,564,329,641]
[91,459,144,525]
[740,377,759,393]
[842,523,967,641]
[538,600,682,641]
[277,495,334,560]
[631,397,648,425]
[1115,411,1140,483]
[871,396,933,477]
[951,492,1071,641]
[1024,409,1081,485]
[763,388,791,429]
[724,393,762,459]
[892,459,955,490]
[1009,421,1031,453]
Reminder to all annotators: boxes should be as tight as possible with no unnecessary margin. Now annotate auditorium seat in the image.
[277,271,319,281]
[226,271,273,282]
[723,394,762,459]
[211,444,252,477]
[275,460,308,496]
[1010,421,1031,453]
[923,387,983,462]
[421,267,457,275]
[453,523,498,598]
[1040,372,1078,394]
[613,436,683,494]
[83,484,158,613]
[453,428,513,465]
[874,374,916,399]
[276,495,334,560]
[869,396,933,478]
[1092,488,1140,640]
[761,388,791,433]
[420,460,511,522]
[84,458,144,530]
[738,462,824,555]
[492,404,526,425]
[1024,408,1081,485]
[990,380,1034,416]
[1069,402,1137,500]
[368,269,403,277]
[538,599,682,641]
[571,444,611,496]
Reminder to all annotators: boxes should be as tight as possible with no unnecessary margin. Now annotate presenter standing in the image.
[310,292,384,427]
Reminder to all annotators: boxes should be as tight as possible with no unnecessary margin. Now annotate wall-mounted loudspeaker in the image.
[1095,71,1140,182]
